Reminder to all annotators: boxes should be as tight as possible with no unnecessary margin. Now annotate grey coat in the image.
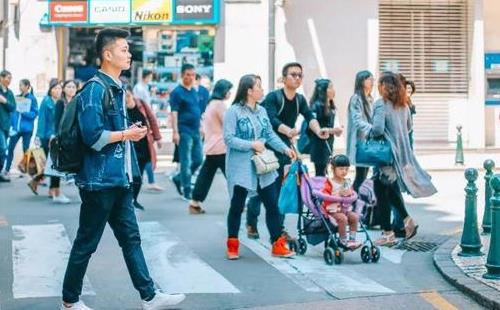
[346,93,373,166]
[371,99,437,198]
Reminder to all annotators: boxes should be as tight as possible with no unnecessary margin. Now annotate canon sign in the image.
[175,0,214,21]
[54,4,84,14]
[50,1,88,23]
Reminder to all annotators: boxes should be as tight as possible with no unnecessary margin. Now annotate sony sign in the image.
[90,0,130,24]
[175,0,214,21]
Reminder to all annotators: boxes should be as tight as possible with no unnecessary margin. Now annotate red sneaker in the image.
[272,236,295,258]
[227,238,239,260]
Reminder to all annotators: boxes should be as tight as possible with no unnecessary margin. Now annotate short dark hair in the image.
[282,62,302,77]
[0,70,11,78]
[142,69,153,79]
[181,63,195,75]
[95,28,130,62]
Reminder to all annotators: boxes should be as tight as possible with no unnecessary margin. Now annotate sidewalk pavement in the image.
[434,234,500,310]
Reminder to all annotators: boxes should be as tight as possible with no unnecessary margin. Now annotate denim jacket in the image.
[75,71,139,191]
[223,104,288,199]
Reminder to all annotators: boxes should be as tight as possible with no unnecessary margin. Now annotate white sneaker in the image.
[53,193,71,204]
[60,300,93,310]
[142,290,186,310]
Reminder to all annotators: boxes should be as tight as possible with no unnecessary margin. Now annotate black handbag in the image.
[355,138,394,166]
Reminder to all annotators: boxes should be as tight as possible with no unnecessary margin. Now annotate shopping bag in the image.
[27,148,46,176]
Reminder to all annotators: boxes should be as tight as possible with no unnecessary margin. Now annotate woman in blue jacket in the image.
[29,79,62,196]
[4,79,38,173]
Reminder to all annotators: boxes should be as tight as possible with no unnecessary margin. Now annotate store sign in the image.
[132,0,172,23]
[90,0,130,24]
[50,1,88,23]
[175,0,214,21]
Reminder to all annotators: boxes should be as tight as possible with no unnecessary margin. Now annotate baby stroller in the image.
[289,161,381,265]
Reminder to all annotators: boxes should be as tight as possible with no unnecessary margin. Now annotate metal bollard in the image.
[459,168,482,257]
[482,160,495,234]
[455,125,464,165]
[483,174,500,280]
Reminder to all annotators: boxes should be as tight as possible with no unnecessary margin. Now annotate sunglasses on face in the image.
[288,73,303,79]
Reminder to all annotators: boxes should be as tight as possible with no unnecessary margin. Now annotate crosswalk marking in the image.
[240,235,394,297]
[11,224,95,299]
[139,221,240,294]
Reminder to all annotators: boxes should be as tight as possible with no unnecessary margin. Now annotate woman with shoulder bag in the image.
[223,74,296,260]
[371,72,437,246]
[309,79,343,176]
[346,71,375,192]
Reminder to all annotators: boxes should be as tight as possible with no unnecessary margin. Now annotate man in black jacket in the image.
[246,62,328,239]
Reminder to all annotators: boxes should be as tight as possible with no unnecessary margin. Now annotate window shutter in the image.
[379,0,469,94]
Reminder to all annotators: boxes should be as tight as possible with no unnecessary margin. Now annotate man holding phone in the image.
[61,28,185,310]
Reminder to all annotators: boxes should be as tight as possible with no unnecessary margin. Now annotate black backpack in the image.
[50,76,113,174]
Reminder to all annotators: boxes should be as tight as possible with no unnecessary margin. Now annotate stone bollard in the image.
[455,125,464,165]
[458,168,482,257]
[484,175,500,280]
[482,160,495,234]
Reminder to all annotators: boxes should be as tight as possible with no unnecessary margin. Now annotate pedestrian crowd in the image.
[0,28,437,310]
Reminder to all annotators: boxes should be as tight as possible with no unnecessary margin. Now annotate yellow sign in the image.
[132,0,172,23]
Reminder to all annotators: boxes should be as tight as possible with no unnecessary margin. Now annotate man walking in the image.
[246,62,329,239]
[170,64,203,200]
[61,28,185,310]
[0,70,16,182]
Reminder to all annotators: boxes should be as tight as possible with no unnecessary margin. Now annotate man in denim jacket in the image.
[60,28,185,310]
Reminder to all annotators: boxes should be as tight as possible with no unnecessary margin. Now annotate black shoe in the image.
[394,228,406,238]
[171,176,183,196]
[246,225,260,239]
[0,174,11,183]
[133,201,145,211]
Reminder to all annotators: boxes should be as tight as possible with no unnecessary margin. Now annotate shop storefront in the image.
[45,0,220,90]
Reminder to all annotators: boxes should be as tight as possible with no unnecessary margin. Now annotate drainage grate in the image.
[392,235,450,253]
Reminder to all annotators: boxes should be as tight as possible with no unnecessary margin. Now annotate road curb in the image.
[433,236,500,310]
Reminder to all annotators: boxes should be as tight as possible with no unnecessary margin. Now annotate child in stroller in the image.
[320,155,362,250]
[293,156,380,265]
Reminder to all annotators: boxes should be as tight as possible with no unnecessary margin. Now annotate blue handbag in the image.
[355,138,393,166]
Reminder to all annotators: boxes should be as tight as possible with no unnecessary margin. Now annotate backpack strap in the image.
[276,89,300,117]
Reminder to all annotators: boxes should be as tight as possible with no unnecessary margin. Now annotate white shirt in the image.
[133,81,151,105]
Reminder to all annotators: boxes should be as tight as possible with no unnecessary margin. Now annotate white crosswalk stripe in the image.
[240,235,395,297]
[139,221,240,294]
[11,224,95,299]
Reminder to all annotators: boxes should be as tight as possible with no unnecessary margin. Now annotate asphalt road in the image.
[0,169,487,310]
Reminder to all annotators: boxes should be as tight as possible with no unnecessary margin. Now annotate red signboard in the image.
[50,1,88,23]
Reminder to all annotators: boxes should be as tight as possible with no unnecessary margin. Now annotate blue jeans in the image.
[62,187,155,303]
[174,133,203,197]
[5,131,32,172]
[0,130,8,171]
[144,161,155,184]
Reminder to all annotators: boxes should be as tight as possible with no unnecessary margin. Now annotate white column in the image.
[467,0,486,148]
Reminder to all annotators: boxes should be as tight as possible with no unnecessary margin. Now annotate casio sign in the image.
[176,5,212,15]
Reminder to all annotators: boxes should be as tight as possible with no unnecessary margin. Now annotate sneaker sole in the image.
[272,253,295,258]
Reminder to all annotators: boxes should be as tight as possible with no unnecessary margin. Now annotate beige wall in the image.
[484,0,500,52]
[275,0,378,147]
[7,0,58,96]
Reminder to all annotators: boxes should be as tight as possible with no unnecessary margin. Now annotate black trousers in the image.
[229,182,281,242]
[62,188,155,303]
[373,178,409,231]
[353,166,369,193]
[314,163,328,177]
[132,157,149,203]
[192,154,225,202]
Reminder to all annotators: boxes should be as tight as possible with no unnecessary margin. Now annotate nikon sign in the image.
[175,0,214,21]
[132,0,172,23]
